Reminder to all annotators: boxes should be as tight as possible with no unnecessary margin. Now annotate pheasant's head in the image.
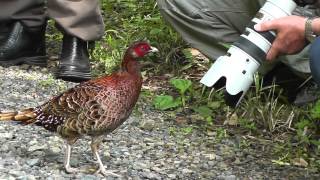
[122,42,158,73]
[127,41,159,59]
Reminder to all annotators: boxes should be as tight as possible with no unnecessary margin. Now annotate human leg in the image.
[0,0,46,31]
[47,0,104,82]
[0,0,46,66]
[47,0,104,41]
[158,0,320,105]
[157,0,264,60]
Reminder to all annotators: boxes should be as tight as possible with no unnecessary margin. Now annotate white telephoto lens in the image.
[200,0,297,107]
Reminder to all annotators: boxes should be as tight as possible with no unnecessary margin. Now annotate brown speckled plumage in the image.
[34,71,142,137]
[0,42,158,176]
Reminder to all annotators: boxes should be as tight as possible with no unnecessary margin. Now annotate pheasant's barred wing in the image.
[34,72,142,137]
[34,82,103,132]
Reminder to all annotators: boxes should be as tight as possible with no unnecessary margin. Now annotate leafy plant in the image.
[153,78,193,110]
[215,127,228,143]
[38,75,55,87]
[239,118,257,132]
[192,106,214,125]
[181,127,193,135]
[294,100,320,147]
[153,95,181,110]
[92,0,184,75]
[169,78,192,106]
[310,100,320,119]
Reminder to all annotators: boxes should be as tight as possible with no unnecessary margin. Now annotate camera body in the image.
[200,0,297,107]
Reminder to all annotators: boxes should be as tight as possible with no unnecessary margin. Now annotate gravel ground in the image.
[0,65,319,180]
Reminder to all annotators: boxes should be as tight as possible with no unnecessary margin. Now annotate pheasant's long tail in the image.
[0,108,36,124]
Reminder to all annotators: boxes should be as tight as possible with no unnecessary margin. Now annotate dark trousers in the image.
[157,0,318,76]
[310,37,320,85]
[0,0,45,31]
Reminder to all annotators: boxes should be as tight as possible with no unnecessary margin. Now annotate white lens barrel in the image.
[200,0,297,107]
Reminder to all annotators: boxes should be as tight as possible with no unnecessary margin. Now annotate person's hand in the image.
[254,15,307,61]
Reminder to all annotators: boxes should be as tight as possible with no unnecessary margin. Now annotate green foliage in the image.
[38,75,55,87]
[169,78,193,106]
[215,127,228,143]
[238,74,294,132]
[181,49,193,61]
[294,100,320,147]
[295,119,312,144]
[153,95,181,110]
[192,106,213,118]
[93,0,184,74]
[169,79,192,95]
[192,106,214,125]
[153,78,193,110]
[168,126,194,136]
[310,100,320,119]
[239,118,257,132]
[181,127,193,135]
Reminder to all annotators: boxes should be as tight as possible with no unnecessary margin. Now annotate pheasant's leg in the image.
[64,139,79,173]
[91,137,121,177]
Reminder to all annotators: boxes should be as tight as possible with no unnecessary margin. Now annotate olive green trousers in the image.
[157,0,319,75]
[0,0,104,41]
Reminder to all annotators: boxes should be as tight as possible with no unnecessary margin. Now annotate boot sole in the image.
[0,56,47,67]
[55,69,91,83]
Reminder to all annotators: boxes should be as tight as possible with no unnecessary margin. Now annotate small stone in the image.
[168,174,177,179]
[0,132,13,139]
[20,64,31,70]
[103,151,111,159]
[9,170,25,177]
[233,157,241,165]
[1,144,9,152]
[141,172,160,179]
[50,146,61,154]
[182,168,193,174]
[139,119,155,131]
[26,158,40,166]
[81,175,99,180]
[218,175,237,180]
[28,144,47,152]
[26,175,37,180]
[151,166,163,173]
[208,161,215,166]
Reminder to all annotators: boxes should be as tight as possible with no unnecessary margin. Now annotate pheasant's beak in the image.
[149,46,159,53]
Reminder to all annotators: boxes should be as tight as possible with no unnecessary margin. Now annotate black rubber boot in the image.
[0,22,47,67]
[54,34,91,82]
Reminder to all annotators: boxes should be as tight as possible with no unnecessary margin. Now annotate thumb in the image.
[254,21,276,32]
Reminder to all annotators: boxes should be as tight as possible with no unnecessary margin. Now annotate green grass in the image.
[92,0,184,75]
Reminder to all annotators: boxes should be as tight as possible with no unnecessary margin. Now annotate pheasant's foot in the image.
[95,167,121,177]
[65,166,80,174]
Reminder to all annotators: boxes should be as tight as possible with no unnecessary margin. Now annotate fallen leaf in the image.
[292,158,308,168]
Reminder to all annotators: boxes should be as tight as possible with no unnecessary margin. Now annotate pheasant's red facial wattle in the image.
[131,42,158,58]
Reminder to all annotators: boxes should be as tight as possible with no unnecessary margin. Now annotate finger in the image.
[254,20,278,32]
[266,47,279,61]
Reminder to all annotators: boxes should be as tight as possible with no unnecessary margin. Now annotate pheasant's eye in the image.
[140,46,147,51]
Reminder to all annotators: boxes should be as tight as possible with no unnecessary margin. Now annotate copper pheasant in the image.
[0,41,158,176]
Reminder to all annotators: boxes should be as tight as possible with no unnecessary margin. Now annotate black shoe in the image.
[263,63,320,106]
[54,34,91,82]
[0,22,47,67]
[263,63,306,103]
[294,81,320,106]
[0,23,10,40]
